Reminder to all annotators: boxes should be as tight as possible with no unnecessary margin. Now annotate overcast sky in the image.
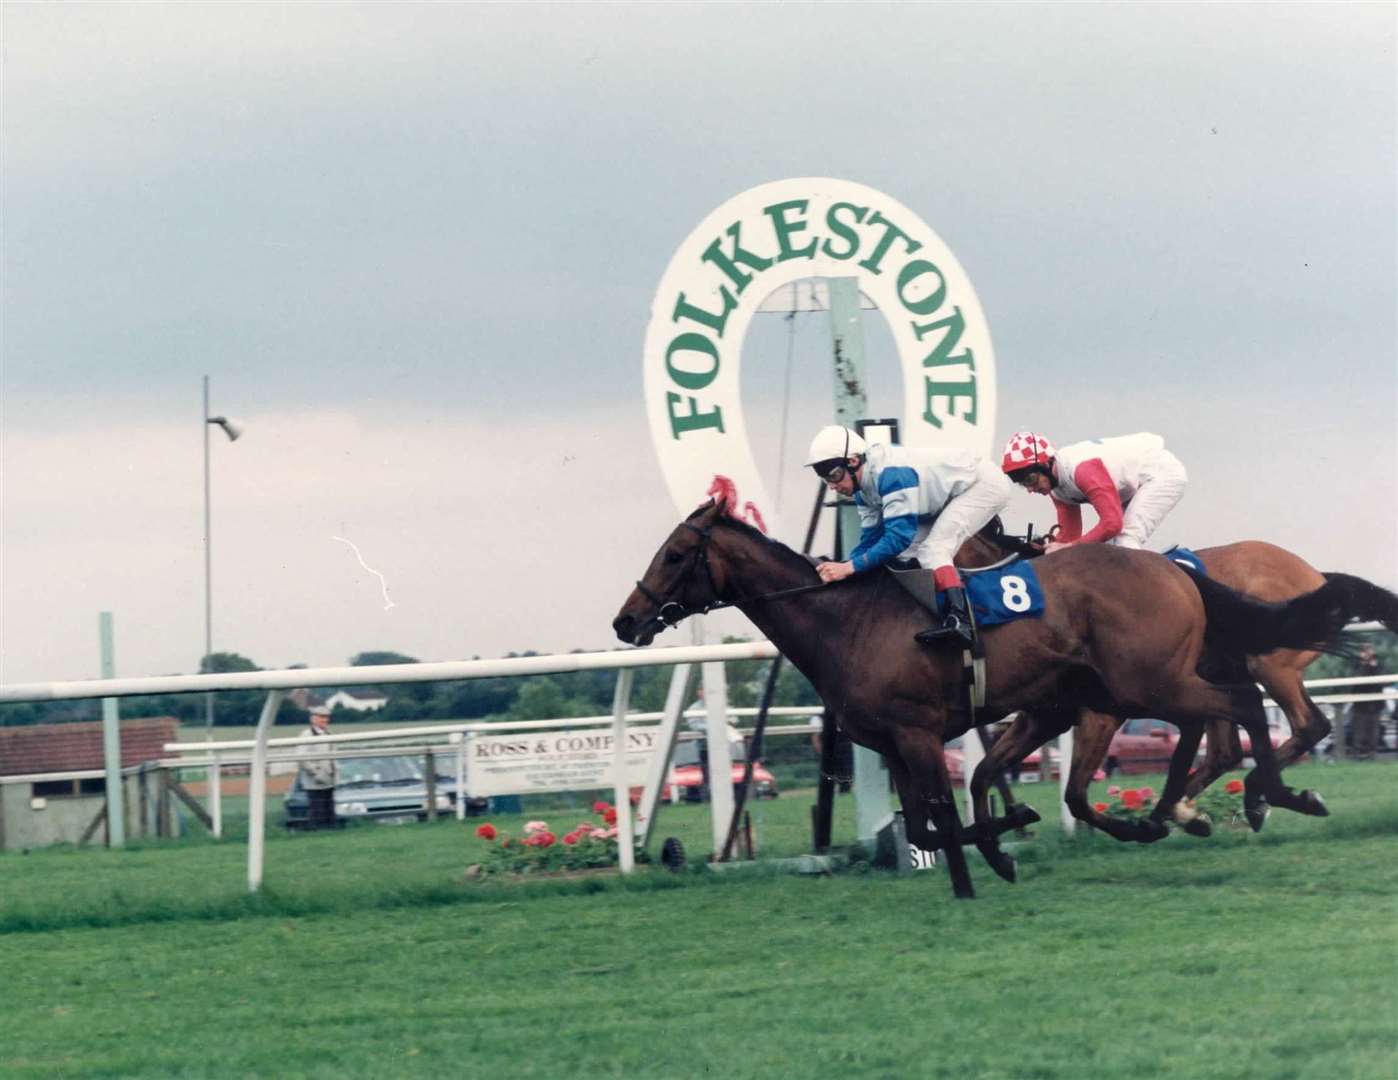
[3,2,1395,685]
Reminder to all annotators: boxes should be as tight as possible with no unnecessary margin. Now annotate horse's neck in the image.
[716,532,895,699]
[956,536,999,570]
[958,533,1034,569]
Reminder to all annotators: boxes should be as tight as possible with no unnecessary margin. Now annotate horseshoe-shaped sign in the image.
[643,177,996,538]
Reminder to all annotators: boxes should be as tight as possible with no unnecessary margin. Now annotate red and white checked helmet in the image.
[1001,431,1055,475]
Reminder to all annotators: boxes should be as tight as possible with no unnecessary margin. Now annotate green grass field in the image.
[2,762,1395,1079]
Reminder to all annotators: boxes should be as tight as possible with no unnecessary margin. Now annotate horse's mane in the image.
[687,500,820,579]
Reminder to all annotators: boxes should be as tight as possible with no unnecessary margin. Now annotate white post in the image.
[1058,728,1075,836]
[960,728,985,821]
[452,733,466,822]
[633,661,693,850]
[209,750,223,839]
[696,621,735,857]
[247,689,285,893]
[99,612,126,848]
[610,669,636,874]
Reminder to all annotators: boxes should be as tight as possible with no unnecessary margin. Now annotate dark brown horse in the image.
[613,498,1353,898]
[956,533,1398,839]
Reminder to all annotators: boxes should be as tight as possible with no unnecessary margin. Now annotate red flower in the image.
[538,831,556,848]
[1225,779,1244,794]
[563,832,579,846]
[593,801,611,814]
[475,823,497,841]
[1094,802,1109,813]
[603,807,618,825]
[1122,789,1145,810]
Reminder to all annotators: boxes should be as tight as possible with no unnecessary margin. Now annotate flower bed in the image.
[1092,778,1246,829]
[466,801,625,877]
[1191,777,1247,828]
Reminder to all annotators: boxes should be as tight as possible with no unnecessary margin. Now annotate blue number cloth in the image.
[957,561,1046,626]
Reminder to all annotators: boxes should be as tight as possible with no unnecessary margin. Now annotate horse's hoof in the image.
[985,851,1017,884]
[1135,819,1169,844]
[1007,804,1041,829]
[1245,801,1271,832]
[1181,814,1213,838]
[1303,790,1329,818]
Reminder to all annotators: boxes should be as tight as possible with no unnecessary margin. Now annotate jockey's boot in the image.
[914,587,976,649]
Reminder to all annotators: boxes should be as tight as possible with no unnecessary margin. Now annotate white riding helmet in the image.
[805,425,867,468]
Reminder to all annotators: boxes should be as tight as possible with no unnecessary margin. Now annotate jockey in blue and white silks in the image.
[805,425,1013,648]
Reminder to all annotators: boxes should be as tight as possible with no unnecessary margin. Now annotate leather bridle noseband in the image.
[633,521,829,628]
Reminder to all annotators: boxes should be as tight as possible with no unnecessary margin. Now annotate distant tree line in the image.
[0,641,823,730]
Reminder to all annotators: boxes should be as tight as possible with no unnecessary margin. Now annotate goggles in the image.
[812,459,848,482]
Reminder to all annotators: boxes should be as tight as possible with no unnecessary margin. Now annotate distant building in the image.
[0,717,180,851]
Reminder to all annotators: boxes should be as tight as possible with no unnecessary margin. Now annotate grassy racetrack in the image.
[2,762,1395,1079]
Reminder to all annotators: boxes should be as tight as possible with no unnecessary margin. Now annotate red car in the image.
[634,730,780,803]
[1105,718,1189,775]
[1197,718,1289,763]
[943,735,1047,784]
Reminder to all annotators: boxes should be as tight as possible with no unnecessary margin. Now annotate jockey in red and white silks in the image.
[1001,431,1187,551]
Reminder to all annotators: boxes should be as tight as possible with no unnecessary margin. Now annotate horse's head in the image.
[613,499,733,646]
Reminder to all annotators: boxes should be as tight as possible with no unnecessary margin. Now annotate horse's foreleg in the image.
[1059,709,1165,842]
[968,711,1058,882]
[1183,718,1242,802]
[890,730,976,899]
[1150,722,1209,839]
[975,721,1023,824]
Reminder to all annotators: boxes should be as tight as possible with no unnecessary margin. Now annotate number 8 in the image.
[1001,575,1031,612]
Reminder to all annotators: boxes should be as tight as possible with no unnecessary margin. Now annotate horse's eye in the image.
[664,550,684,565]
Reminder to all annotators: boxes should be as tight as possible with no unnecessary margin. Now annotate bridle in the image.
[632,521,830,628]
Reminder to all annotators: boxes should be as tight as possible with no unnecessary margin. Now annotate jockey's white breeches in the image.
[1113,449,1188,549]
[908,461,1016,570]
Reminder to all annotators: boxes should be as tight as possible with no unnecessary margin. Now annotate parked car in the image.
[653,728,779,802]
[1197,716,1291,764]
[1105,718,1192,775]
[943,735,1047,785]
[284,754,457,828]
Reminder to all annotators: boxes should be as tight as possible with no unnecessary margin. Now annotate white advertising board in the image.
[466,727,659,797]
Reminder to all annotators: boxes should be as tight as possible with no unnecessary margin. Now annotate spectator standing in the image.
[298,711,338,829]
[1348,645,1383,760]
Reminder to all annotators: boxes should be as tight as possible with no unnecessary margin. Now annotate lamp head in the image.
[209,416,243,442]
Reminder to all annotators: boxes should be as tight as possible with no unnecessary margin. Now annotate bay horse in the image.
[613,497,1353,898]
[955,532,1398,839]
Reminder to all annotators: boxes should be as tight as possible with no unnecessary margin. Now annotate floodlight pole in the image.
[202,377,240,740]
[203,377,215,736]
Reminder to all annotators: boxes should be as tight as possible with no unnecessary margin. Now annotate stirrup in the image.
[915,619,975,648]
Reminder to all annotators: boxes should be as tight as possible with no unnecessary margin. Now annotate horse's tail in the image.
[1180,567,1357,660]
[1319,572,1398,634]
